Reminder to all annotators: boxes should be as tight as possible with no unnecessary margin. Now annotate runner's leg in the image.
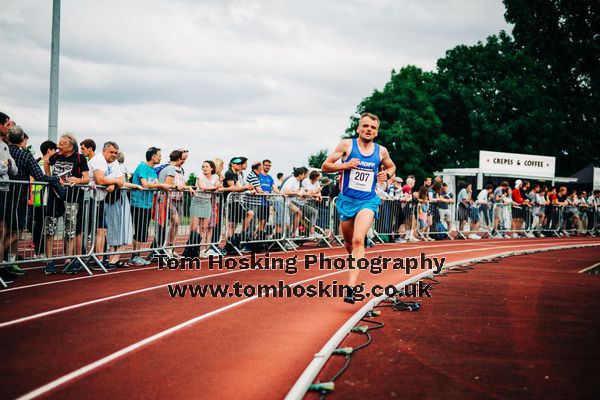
[340,218,355,255]
[347,208,375,287]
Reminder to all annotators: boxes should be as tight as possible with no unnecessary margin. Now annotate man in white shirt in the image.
[87,142,124,270]
[282,167,318,237]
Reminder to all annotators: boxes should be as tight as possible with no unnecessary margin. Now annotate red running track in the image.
[0,237,598,399]
[312,247,600,400]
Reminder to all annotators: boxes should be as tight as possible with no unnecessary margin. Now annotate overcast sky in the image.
[1,0,511,178]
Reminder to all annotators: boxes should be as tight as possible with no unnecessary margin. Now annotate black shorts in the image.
[227,201,247,224]
[458,204,469,221]
[94,201,106,229]
[131,206,152,243]
[512,206,523,219]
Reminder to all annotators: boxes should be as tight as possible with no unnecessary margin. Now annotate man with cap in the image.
[511,179,531,236]
[220,157,254,252]
[322,112,396,303]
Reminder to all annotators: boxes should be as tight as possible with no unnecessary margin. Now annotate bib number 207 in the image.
[348,169,374,192]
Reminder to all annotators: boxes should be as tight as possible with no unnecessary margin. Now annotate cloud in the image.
[1,0,511,177]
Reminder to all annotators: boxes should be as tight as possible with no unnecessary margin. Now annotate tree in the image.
[308,149,328,169]
[346,65,442,180]
[186,172,197,187]
[504,0,600,173]
[433,32,556,167]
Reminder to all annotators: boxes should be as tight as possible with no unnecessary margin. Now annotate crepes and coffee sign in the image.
[479,150,556,178]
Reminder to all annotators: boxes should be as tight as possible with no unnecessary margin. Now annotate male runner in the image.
[322,112,396,303]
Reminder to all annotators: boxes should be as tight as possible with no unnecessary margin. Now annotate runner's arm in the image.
[321,140,357,173]
[377,146,396,183]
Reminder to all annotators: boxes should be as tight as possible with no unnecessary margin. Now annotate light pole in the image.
[48,0,61,142]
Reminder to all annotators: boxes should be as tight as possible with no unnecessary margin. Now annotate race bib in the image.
[348,169,374,192]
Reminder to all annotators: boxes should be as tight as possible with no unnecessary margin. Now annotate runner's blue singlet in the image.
[340,139,381,200]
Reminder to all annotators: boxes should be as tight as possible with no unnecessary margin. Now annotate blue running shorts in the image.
[336,193,381,221]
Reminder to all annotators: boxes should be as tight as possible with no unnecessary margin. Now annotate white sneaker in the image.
[538,233,545,238]
[204,248,220,256]
[199,251,209,258]
[468,234,482,240]
[504,234,511,239]
[512,233,519,238]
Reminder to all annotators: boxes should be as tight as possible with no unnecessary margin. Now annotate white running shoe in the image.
[468,234,482,240]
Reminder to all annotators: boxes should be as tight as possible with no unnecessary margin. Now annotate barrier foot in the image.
[89,254,106,274]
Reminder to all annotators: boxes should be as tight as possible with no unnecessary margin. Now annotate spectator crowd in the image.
[0,111,599,286]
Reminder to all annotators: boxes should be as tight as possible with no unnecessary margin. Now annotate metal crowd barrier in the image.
[0,180,101,285]
[223,192,332,255]
[223,192,286,255]
[2,178,598,288]
[415,200,454,241]
[329,197,344,246]
[373,198,421,243]
[154,189,225,258]
[491,202,535,238]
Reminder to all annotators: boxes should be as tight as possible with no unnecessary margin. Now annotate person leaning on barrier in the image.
[456,183,481,239]
[554,186,570,236]
[388,176,406,243]
[426,182,442,241]
[492,181,509,236]
[28,140,58,258]
[511,180,531,236]
[246,161,270,240]
[303,170,330,238]
[42,133,90,275]
[528,184,546,237]
[219,157,254,253]
[86,141,127,271]
[78,139,96,253]
[186,160,221,258]
[401,176,418,242]
[0,112,18,277]
[438,182,454,231]
[104,152,142,267]
[476,184,494,229]
[128,147,173,266]
[155,149,194,259]
[564,190,581,233]
[260,159,285,240]
[282,167,318,238]
[545,187,560,233]
[577,191,589,233]
[5,127,57,277]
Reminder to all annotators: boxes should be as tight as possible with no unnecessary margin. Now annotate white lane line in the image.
[0,245,499,329]
[2,238,582,292]
[285,241,600,400]
[13,268,353,400]
[0,240,592,328]
[578,262,600,274]
[15,240,595,400]
[4,245,351,292]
